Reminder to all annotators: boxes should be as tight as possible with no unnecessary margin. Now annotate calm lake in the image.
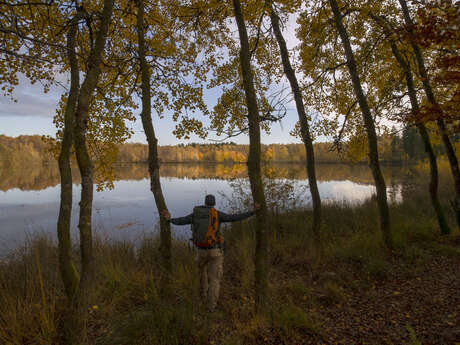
[0,162,418,255]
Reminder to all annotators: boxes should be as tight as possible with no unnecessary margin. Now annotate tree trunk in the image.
[398,0,460,229]
[416,124,451,234]
[58,10,85,343]
[329,0,393,249]
[377,17,451,235]
[270,7,322,238]
[58,10,82,303]
[232,0,269,313]
[72,0,114,342]
[136,0,172,275]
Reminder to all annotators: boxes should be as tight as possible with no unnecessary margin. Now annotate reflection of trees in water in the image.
[0,164,149,192]
[158,163,409,185]
[388,166,400,203]
[0,163,63,191]
[398,163,455,204]
[0,162,438,192]
[159,163,248,180]
[401,165,419,202]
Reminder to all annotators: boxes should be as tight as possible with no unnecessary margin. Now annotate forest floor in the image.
[283,240,459,344]
[314,248,460,345]
[1,196,460,345]
[202,229,460,345]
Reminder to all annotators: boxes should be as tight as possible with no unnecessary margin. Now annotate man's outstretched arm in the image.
[161,210,193,225]
[218,203,260,223]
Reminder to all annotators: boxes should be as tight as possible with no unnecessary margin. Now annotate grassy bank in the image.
[1,184,459,344]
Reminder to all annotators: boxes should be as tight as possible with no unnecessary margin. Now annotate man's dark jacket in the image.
[170,206,255,229]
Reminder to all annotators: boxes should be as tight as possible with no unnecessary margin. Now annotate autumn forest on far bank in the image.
[1,130,456,166]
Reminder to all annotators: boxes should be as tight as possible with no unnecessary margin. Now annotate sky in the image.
[0,12,319,146]
[1,74,307,146]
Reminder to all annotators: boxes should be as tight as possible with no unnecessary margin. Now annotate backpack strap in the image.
[210,208,224,246]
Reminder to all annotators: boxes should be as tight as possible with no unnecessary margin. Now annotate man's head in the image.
[205,194,216,206]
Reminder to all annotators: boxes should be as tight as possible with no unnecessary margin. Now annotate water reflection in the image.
[0,163,410,255]
[0,162,406,192]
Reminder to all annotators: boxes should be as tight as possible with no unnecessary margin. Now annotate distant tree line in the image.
[109,129,460,165]
[0,135,54,167]
[1,132,451,166]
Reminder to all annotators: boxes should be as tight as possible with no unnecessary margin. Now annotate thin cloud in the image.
[0,74,66,118]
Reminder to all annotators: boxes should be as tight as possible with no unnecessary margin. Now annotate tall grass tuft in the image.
[0,235,60,345]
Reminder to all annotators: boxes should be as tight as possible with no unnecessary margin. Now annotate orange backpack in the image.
[192,206,224,248]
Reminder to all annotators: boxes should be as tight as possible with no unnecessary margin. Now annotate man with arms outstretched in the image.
[162,194,258,312]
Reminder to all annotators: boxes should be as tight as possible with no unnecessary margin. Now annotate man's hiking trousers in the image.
[196,247,223,311]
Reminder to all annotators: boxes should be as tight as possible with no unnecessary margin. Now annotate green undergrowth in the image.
[1,190,459,345]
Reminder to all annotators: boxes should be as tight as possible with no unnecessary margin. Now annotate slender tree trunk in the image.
[58,10,82,303]
[136,0,171,274]
[398,0,460,228]
[72,0,114,342]
[232,0,269,313]
[375,17,451,235]
[270,7,322,238]
[416,124,451,234]
[58,10,84,343]
[329,0,393,249]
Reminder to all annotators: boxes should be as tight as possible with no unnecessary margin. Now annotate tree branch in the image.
[332,99,357,151]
